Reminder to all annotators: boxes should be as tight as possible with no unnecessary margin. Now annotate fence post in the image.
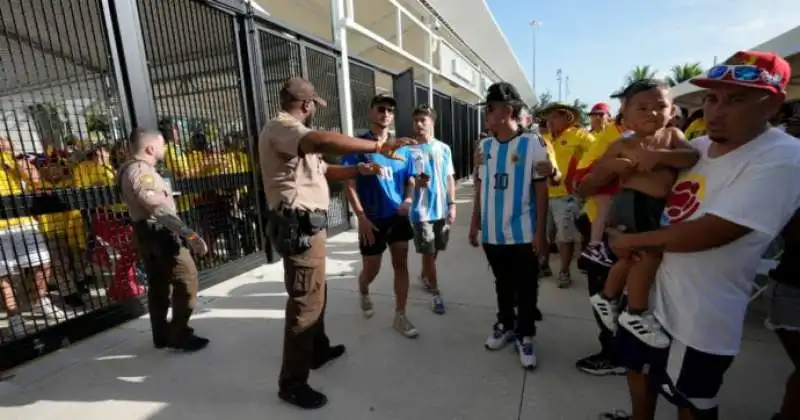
[105,0,158,129]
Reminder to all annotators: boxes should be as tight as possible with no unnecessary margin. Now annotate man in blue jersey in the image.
[407,105,456,315]
[469,82,550,369]
[343,94,418,338]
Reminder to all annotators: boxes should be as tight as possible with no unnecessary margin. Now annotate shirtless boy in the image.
[582,79,699,348]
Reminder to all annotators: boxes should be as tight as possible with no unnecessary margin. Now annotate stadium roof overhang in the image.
[255,0,533,106]
[671,25,800,109]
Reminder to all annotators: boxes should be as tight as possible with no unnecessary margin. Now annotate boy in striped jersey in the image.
[407,105,456,315]
[469,82,551,369]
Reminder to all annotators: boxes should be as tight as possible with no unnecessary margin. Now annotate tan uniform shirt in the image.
[259,111,329,211]
[118,160,177,222]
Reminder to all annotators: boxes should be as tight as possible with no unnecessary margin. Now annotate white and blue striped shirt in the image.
[408,139,454,224]
[478,134,549,245]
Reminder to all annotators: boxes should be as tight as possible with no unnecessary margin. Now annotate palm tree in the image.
[666,62,704,86]
[626,65,657,84]
[572,98,590,127]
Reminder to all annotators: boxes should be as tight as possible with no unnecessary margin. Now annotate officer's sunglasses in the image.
[375,106,395,114]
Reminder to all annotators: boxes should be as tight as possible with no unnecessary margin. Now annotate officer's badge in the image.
[510,154,519,164]
[139,174,155,187]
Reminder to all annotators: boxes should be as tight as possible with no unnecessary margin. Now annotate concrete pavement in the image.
[0,182,790,419]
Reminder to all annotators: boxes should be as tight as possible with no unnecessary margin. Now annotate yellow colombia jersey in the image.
[38,179,87,249]
[546,127,595,198]
[0,165,36,230]
[72,161,127,213]
[684,118,707,141]
[577,123,624,222]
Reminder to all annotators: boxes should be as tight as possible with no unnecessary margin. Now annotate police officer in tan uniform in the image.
[261,77,413,409]
[118,128,210,352]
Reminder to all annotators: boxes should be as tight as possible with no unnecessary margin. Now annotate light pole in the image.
[529,19,541,96]
[565,75,570,102]
[556,68,563,102]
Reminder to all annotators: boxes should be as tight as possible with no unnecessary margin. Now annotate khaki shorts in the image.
[413,219,450,254]
[548,196,580,243]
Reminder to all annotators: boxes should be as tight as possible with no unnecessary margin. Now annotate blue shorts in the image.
[615,327,734,410]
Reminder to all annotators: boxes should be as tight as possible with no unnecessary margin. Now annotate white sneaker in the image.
[618,311,671,348]
[393,312,419,338]
[7,315,27,338]
[360,294,374,318]
[485,323,514,350]
[515,336,538,370]
[31,297,68,321]
[590,294,619,333]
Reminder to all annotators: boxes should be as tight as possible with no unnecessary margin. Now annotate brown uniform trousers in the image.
[132,222,198,344]
[279,230,330,391]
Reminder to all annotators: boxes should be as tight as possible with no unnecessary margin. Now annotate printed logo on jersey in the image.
[510,154,519,164]
[662,172,706,225]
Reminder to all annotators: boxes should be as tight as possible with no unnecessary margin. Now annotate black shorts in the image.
[607,188,666,233]
[615,327,734,411]
[359,214,414,256]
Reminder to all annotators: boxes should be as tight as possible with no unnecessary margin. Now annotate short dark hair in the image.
[412,105,437,121]
[128,127,162,148]
[616,78,670,102]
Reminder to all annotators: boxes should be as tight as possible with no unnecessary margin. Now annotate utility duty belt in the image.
[267,203,328,257]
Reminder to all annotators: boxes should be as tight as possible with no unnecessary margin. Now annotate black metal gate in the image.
[0,0,487,369]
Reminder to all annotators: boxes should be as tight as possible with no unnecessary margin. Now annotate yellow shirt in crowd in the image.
[684,118,707,141]
[0,167,36,230]
[545,127,595,198]
[72,161,127,213]
[37,179,87,249]
[577,123,623,222]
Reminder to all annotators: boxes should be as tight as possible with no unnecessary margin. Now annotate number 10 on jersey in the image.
[493,173,508,190]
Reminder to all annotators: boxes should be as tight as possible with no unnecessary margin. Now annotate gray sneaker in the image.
[558,271,572,289]
[393,312,419,338]
[360,294,374,318]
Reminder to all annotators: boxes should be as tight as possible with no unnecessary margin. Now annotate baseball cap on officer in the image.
[280,77,328,107]
[479,82,525,106]
[690,50,791,99]
[370,93,397,107]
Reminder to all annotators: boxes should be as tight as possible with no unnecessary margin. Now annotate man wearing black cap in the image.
[469,82,550,369]
[260,78,413,409]
[343,94,420,338]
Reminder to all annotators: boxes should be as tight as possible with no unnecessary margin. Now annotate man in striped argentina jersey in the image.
[407,105,456,315]
[468,82,550,370]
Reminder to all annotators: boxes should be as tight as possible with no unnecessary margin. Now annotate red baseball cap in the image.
[690,50,791,98]
[589,102,610,115]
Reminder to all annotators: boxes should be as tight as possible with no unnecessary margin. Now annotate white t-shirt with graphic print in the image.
[653,129,800,356]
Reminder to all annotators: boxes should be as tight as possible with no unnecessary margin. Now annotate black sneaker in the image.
[539,264,553,278]
[170,334,210,352]
[576,353,626,376]
[312,344,346,370]
[279,384,328,409]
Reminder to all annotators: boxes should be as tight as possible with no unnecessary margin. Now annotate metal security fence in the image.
[137,0,257,271]
[0,0,484,369]
[0,0,132,347]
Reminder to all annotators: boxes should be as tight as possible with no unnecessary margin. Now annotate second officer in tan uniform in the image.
[118,128,210,352]
[262,77,413,409]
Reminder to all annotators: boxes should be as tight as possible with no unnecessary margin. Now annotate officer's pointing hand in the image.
[356,162,382,176]
[186,232,209,256]
[378,137,416,160]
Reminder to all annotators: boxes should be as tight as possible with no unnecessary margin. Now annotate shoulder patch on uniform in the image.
[139,174,155,187]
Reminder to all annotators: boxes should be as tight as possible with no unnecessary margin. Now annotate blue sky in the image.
[485,0,800,111]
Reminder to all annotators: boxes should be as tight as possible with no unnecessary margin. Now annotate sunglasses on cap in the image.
[707,64,781,87]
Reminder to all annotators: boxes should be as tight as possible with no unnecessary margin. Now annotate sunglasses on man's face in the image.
[375,106,395,114]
